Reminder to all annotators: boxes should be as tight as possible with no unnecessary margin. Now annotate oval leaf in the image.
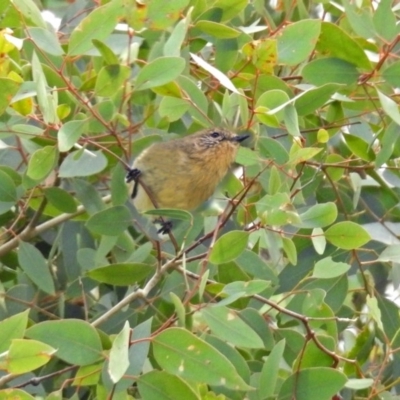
[8,339,56,374]
[58,150,107,177]
[279,367,347,400]
[87,263,154,285]
[68,1,121,55]
[44,187,77,213]
[295,202,338,229]
[325,221,370,250]
[313,257,351,279]
[277,19,321,65]
[210,231,249,264]
[0,170,17,202]
[27,146,58,181]
[136,57,185,91]
[86,205,132,236]
[58,119,87,152]
[26,320,103,366]
[17,241,55,295]
[195,21,240,38]
[138,371,200,400]
[202,306,264,349]
[152,328,252,391]
[108,321,130,383]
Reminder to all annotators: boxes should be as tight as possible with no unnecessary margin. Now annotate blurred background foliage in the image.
[1,0,400,398]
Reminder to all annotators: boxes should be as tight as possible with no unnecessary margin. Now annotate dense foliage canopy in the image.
[1,0,400,399]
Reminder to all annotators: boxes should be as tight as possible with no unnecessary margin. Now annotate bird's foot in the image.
[157,220,173,234]
[126,168,141,183]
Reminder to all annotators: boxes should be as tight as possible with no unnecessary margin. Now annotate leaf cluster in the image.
[1,0,400,399]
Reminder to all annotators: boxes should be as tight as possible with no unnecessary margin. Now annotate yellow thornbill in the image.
[126,128,249,231]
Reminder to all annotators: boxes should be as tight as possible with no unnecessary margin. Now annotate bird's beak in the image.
[232,134,250,143]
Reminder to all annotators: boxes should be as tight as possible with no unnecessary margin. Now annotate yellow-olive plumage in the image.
[127,128,248,212]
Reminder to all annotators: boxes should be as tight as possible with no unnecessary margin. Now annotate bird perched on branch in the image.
[126,127,249,231]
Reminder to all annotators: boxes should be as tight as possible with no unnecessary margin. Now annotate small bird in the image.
[126,128,249,227]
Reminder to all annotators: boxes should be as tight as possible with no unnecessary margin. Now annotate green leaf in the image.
[7,339,56,374]
[17,242,55,295]
[26,320,103,366]
[210,231,249,264]
[342,0,375,39]
[295,202,338,229]
[377,295,400,340]
[325,154,346,181]
[153,328,252,390]
[294,336,336,369]
[195,21,240,38]
[0,170,17,202]
[92,39,119,65]
[259,340,286,398]
[382,61,400,88]
[236,250,278,284]
[235,146,259,166]
[343,134,375,161]
[0,389,35,400]
[58,120,87,152]
[164,18,189,57]
[313,257,351,279]
[27,27,64,55]
[302,58,359,86]
[68,0,122,55]
[325,221,370,250]
[111,163,129,206]
[87,263,154,285]
[279,367,347,400]
[138,371,200,400]
[108,321,130,383]
[255,90,290,126]
[201,306,264,349]
[136,57,186,91]
[86,205,132,236]
[311,228,326,255]
[283,104,300,136]
[73,179,105,214]
[316,22,371,69]
[170,292,187,327]
[177,76,209,125]
[159,96,190,121]
[222,280,271,297]
[147,0,190,30]
[289,147,322,164]
[277,20,320,66]
[12,0,46,28]
[295,83,342,116]
[345,378,374,390]
[12,124,44,138]
[44,187,77,213]
[378,245,400,263]
[377,90,400,126]
[258,137,289,164]
[242,39,277,74]
[95,65,131,97]
[27,146,58,181]
[0,78,21,113]
[373,0,397,42]
[0,311,29,353]
[31,52,57,125]
[282,237,297,265]
[190,53,240,94]
[213,0,247,21]
[58,150,107,177]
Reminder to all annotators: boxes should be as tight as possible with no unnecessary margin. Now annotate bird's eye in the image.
[210,131,220,138]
